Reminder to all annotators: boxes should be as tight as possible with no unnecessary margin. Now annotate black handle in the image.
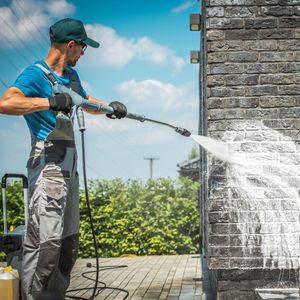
[1,174,28,189]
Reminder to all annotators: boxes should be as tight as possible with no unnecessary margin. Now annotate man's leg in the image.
[22,163,68,300]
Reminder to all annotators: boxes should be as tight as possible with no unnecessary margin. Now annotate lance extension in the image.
[54,84,191,137]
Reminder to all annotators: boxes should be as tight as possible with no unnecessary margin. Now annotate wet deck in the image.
[66,255,203,300]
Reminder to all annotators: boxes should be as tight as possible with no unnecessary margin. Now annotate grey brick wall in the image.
[204,0,300,279]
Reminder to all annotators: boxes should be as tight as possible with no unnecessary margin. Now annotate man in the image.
[0,18,127,300]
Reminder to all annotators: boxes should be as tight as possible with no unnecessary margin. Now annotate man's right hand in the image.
[48,93,72,113]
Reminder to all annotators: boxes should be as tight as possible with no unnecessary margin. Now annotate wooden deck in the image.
[66,255,203,300]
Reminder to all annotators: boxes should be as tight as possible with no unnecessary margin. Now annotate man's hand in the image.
[106,101,127,119]
[48,93,72,114]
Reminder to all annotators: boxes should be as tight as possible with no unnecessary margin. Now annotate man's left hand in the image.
[106,101,127,119]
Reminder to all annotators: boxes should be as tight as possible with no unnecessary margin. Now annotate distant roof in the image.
[177,157,200,180]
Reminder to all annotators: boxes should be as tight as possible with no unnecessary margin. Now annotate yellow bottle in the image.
[0,266,19,300]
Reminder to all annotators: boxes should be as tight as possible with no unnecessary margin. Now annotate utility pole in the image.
[144,157,159,179]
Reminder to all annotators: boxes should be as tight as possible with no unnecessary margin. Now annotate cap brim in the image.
[83,37,100,48]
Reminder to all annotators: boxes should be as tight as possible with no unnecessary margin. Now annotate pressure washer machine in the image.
[0,173,28,278]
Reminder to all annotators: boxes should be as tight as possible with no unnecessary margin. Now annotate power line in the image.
[0,32,34,65]
[0,78,9,88]
[5,0,48,53]
[13,0,50,46]
[0,50,22,72]
[0,13,39,59]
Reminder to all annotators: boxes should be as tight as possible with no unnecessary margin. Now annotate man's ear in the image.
[67,40,76,49]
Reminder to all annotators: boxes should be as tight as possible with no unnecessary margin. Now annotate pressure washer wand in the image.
[54,84,191,137]
[126,112,191,137]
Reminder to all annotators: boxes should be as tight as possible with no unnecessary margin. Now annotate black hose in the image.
[80,129,99,299]
[65,126,129,300]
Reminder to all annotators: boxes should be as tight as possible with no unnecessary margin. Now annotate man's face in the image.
[66,41,87,67]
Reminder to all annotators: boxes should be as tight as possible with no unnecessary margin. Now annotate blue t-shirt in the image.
[12,60,87,140]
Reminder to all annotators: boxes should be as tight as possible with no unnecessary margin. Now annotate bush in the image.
[0,177,200,260]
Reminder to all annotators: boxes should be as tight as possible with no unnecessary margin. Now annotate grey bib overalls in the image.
[22,66,80,300]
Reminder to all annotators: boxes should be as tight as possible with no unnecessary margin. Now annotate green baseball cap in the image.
[50,18,100,48]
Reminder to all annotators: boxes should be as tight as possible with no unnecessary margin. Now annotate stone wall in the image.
[202,0,300,298]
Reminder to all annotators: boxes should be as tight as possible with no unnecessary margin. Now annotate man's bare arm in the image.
[0,87,50,115]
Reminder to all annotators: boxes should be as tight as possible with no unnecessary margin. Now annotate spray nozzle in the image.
[175,127,191,137]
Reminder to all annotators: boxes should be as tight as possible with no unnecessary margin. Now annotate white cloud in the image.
[0,0,75,46]
[45,0,75,17]
[115,79,198,111]
[171,0,198,13]
[83,24,185,72]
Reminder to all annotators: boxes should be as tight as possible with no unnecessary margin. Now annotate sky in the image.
[0,0,200,182]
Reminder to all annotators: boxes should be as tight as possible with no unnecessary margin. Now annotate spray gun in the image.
[54,84,191,137]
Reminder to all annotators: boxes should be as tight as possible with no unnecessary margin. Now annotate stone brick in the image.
[259,6,294,16]
[278,107,300,118]
[209,0,253,6]
[209,247,230,258]
[225,29,258,40]
[277,62,300,72]
[243,108,279,119]
[207,97,225,108]
[209,235,230,246]
[278,40,300,51]
[294,51,300,61]
[218,290,254,300]
[208,75,225,86]
[260,96,296,107]
[225,74,259,85]
[209,63,244,74]
[278,85,300,95]
[239,97,259,108]
[209,258,230,269]
[258,29,294,39]
[245,85,278,96]
[260,74,294,84]
[207,30,226,41]
[244,40,278,51]
[260,52,294,62]
[217,280,240,292]
[263,119,300,130]
[261,142,296,153]
[208,18,244,29]
[209,108,243,119]
[279,17,300,27]
[208,52,227,63]
[211,87,245,97]
[225,6,257,17]
[244,63,278,73]
[245,18,277,29]
[224,98,240,107]
[207,7,225,17]
[227,52,258,62]
[209,40,245,52]
[209,211,231,223]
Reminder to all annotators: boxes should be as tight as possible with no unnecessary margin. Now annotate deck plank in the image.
[67,255,202,300]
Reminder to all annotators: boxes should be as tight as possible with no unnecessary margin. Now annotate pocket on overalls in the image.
[45,144,67,164]
[42,168,69,215]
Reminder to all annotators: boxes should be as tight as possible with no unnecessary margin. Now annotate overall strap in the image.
[35,63,57,86]
[65,68,81,94]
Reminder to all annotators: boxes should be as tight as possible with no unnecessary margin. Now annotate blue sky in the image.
[0,0,200,181]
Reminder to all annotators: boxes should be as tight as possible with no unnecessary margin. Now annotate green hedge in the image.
[0,177,200,260]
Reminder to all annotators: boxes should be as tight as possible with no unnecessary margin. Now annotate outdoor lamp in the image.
[190,51,200,64]
[190,14,201,31]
